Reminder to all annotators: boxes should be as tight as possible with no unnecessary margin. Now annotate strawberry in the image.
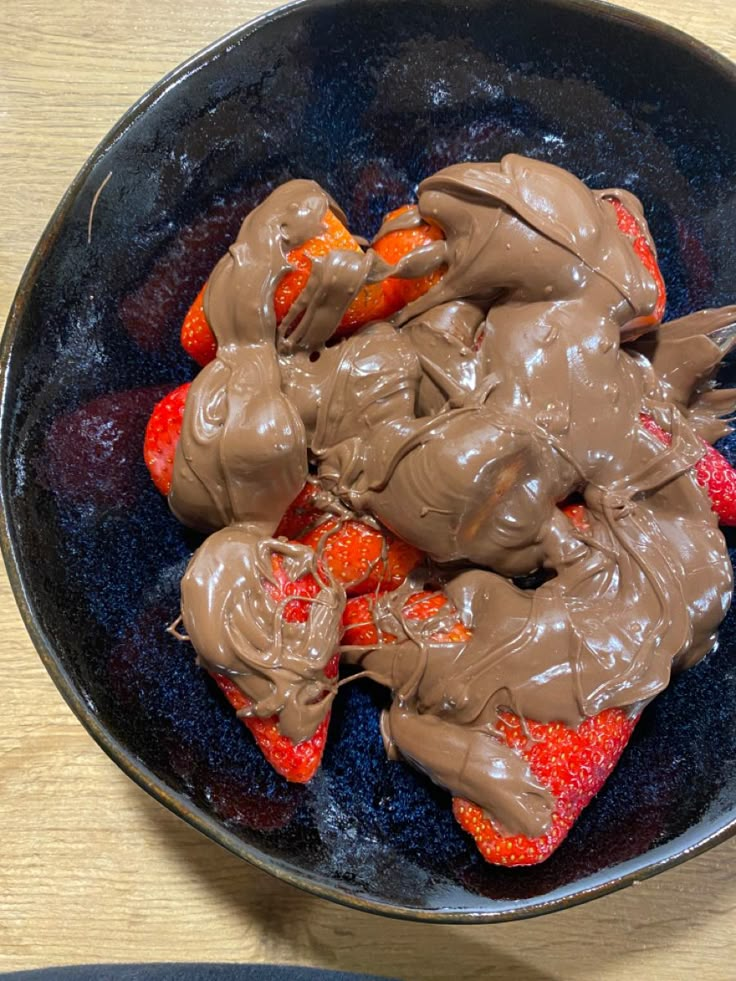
[262,550,324,620]
[606,196,666,327]
[343,588,637,867]
[143,382,191,495]
[274,208,385,338]
[142,403,327,538]
[341,589,471,646]
[342,594,394,646]
[453,709,638,866]
[558,501,591,534]
[274,481,323,539]
[402,591,473,641]
[372,204,446,316]
[180,283,217,367]
[211,552,338,783]
[694,446,736,525]
[211,668,336,785]
[300,518,423,596]
[559,413,736,528]
[640,413,736,525]
[179,210,389,364]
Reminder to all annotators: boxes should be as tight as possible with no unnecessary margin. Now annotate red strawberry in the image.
[342,594,394,646]
[179,210,389,365]
[143,382,191,495]
[211,552,338,783]
[300,518,423,596]
[180,283,217,367]
[342,589,471,646]
[402,591,473,641]
[344,589,637,867]
[606,196,666,327]
[211,668,336,785]
[558,501,591,534]
[640,413,736,525]
[372,204,446,316]
[453,708,638,866]
[274,482,323,539]
[108,603,300,832]
[694,446,736,525]
[262,550,324,620]
[274,208,385,338]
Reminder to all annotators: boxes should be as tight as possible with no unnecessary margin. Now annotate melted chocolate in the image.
[172,157,734,838]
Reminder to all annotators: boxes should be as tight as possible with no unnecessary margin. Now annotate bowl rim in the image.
[2,0,736,924]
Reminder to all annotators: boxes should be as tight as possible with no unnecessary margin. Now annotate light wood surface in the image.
[2,1,736,977]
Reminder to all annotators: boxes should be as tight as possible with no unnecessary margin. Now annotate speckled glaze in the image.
[2,0,736,922]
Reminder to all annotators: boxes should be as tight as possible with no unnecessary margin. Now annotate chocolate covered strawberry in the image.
[343,589,638,867]
[372,204,446,315]
[143,389,424,598]
[210,552,339,783]
[142,390,423,592]
[640,413,736,525]
[453,709,638,867]
[143,382,191,495]
[300,518,422,596]
[205,516,420,780]
[212,667,337,785]
[274,481,323,539]
[274,208,385,336]
[180,284,216,367]
[179,210,388,366]
[144,401,324,537]
[607,196,666,327]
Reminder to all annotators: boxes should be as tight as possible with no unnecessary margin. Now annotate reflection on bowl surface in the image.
[3,0,736,921]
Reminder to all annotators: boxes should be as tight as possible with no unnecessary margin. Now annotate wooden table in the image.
[2,1,735,977]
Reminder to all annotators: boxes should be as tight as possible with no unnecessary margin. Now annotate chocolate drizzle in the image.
[181,528,344,743]
[172,156,735,838]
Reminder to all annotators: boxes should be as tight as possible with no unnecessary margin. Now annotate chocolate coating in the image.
[172,156,734,838]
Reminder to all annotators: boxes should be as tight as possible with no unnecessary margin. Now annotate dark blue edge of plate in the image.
[2,0,736,924]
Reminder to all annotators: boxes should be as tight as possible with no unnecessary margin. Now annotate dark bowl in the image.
[3,0,736,923]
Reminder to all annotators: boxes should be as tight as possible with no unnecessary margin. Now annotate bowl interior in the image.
[4,0,736,920]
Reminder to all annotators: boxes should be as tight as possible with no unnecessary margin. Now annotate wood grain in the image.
[1,1,735,976]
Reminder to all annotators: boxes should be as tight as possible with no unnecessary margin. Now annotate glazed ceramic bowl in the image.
[3,0,736,922]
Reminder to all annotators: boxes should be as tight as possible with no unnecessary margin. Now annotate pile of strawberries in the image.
[141,201,736,866]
